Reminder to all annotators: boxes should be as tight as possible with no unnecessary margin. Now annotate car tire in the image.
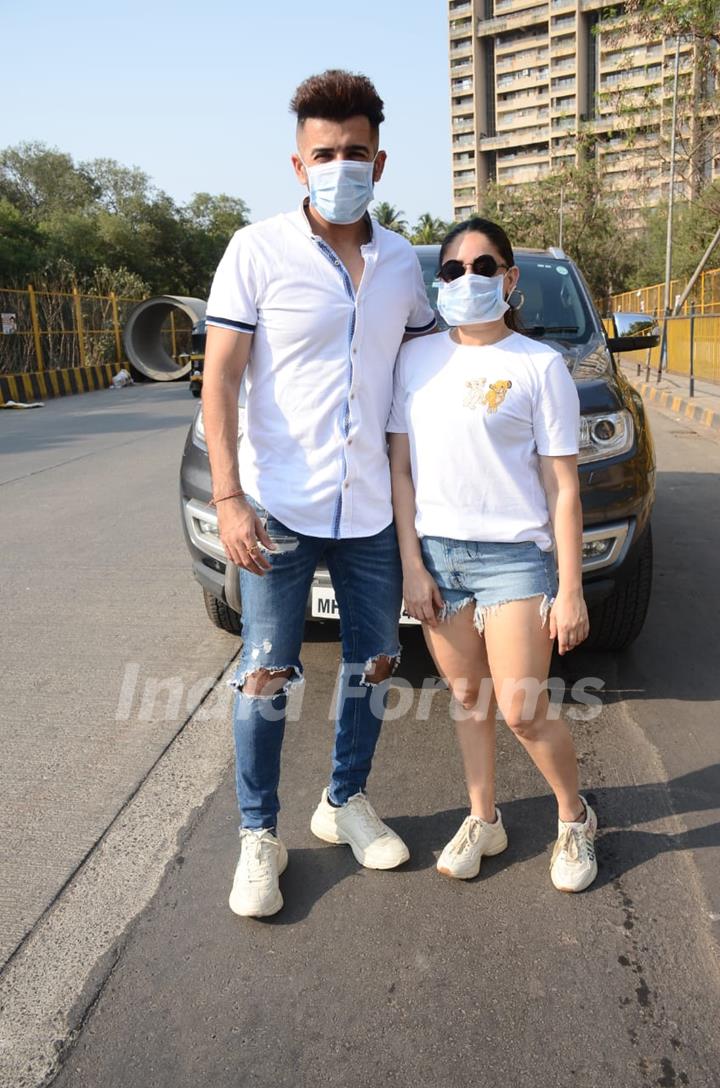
[585,525,653,652]
[202,589,242,635]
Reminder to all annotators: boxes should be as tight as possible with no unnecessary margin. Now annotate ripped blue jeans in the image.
[228,497,402,831]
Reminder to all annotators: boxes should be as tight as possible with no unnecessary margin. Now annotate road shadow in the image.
[252,765,720,923]
[0,383,195,456]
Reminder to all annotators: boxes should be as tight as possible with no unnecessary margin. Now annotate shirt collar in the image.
[297,197,375,246]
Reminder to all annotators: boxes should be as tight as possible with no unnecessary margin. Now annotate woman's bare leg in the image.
[482,597,583,824]
[424,605,498,823]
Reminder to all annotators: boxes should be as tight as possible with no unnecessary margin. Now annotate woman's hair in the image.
[438,216,523,332]
[290,70,385,131]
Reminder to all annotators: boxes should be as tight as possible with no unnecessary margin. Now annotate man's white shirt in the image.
[205,201,436,538]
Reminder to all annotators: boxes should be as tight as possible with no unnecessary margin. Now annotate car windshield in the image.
[414,245,596,347]
[414,246,441,310]
[513,256,595,346]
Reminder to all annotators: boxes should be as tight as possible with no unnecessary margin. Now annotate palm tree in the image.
[410,213,449,245]
[371,201,408,235]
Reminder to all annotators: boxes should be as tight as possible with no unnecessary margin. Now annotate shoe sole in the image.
[228,851,288,918]
[310,815,409,870]
[436,834,508,880]
[552,858,598,893]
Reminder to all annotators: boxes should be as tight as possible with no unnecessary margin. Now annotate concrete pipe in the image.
[123,295,206,381]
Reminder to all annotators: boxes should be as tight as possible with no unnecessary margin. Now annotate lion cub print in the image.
[483,380,512,413]
[463,378,487,409]
[463,378,513,413]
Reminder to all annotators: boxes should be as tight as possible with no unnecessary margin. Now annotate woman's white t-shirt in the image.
[387,329,580,551]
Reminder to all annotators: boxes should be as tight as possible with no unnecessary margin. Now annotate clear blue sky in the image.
[3,0,452,227]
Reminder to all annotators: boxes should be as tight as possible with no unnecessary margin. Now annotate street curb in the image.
[0,657,237,1088]
[0,363,128,406]
[625,373,720,433]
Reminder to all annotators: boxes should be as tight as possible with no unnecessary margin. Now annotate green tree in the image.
[480,162,634,299]
[371,201,408,235]
[410,213,450,244]
[0,141,253,296]
[0,198,46,282]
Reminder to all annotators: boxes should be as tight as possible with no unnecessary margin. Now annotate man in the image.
[202,69,436,918]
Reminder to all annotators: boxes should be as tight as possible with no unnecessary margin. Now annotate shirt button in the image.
[352,348,357,355]
[347,438,353,445]
[350,393,356,400]
[344,482,350,489]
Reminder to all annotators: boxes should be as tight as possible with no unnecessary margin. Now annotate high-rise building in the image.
[449,0,719,221]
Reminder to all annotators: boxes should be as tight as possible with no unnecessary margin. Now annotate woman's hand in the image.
[403,563,444,627]
[216,497,275,576]
[549,587,589,654]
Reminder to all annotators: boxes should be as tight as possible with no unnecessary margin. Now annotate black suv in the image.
[180,245,657,651]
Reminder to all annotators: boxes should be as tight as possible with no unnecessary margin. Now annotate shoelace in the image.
[450,818,482,855]
[555,824,586,864]
[241,831,279,884]
[347,795,389,841]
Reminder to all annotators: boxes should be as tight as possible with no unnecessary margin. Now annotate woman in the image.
[388,217,596,893]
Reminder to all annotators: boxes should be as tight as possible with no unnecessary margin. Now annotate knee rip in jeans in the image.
[228,664,304,699]
[360,649,402,687]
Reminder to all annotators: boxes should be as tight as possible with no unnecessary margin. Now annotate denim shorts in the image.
[420,536,558,634]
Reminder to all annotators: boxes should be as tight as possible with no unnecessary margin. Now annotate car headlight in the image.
[192,405,245,451]
[578,409,634,463]
[192,407,207,449]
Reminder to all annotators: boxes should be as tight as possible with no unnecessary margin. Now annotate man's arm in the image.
[202,325,273,574]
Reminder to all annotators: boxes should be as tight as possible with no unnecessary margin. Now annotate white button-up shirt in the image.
[205,201,436,538]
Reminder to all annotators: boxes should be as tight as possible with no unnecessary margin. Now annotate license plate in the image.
[311,586,419,625]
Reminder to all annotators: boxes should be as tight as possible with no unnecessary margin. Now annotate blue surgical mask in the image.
[437,273,509,327]
[302,157,376,224]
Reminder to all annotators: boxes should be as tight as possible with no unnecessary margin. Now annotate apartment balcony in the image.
[450,37,473,56]
[448,1,472,13]
[551,0,576,8]
[495,32,547,57]
[480,125,550,150]
[449,18,474,39]
[453,132,476,146]
[498,164,552,184]
[452,97,475,114]
[497,144,552,166]
[497,88,550,111]
[451,77,474,92]
[494,0,547,14]
[497,109,550,131]
[496,67,550,92]
[550,36,576,58]
[452,117,475,134]
[476,6,549,37]
[449,59,474,77]
[496,48,549,73]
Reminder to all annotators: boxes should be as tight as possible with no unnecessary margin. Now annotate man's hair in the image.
[290,69,385,129]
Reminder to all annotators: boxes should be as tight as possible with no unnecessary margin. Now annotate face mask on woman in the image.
[437,273,509,327]
[302,158,377,225]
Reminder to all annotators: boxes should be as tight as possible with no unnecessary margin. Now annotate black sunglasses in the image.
[438,254,509,283]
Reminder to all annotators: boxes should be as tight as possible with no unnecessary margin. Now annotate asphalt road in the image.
[2,384,719,1087]
[0,383,237,965]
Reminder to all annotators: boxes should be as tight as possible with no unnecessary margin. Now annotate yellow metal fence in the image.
[610,267,720,317]
[0,285,192,376]
[622,315,720,385]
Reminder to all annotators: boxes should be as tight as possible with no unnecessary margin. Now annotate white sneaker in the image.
[310,789,410,869]
[436,809,508,879]
[228,828,288,917]
[550,796,598,893]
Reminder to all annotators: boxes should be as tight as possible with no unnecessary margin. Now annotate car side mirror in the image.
[605,312,660,353]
